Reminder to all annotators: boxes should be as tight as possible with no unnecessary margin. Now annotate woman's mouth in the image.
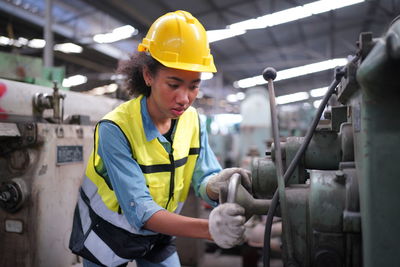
[171,108,185,116]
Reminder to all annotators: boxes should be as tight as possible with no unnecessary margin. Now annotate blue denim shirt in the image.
[97,96,221,234]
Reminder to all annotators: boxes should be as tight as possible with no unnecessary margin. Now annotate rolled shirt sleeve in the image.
[97,122,164,234]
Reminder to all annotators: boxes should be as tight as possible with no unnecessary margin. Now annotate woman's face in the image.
[145,66,201,120]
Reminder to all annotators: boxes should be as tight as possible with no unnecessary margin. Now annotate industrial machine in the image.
[0,79,122,266]
[223,17,400,267]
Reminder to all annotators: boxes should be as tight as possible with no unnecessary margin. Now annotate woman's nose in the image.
[176,89,190,106]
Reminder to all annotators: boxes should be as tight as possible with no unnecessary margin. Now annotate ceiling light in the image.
[54,42,83,53]
[0,36,11,46]
[233,58,348,88]
[207,28,246,43]
[276,92,309,105]
[227,94,238,103]
[28,39,46,48]
[17,37,28,46]
[201,72,214,80]
[305,0,364,15]
[211,0,365,42]
[62,75,87,87]
[310,87,328,97]
[236,92,246,100]
[93,25,138,44]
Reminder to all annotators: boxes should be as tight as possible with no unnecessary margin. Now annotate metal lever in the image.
[224,173,271,220]
[263,67,297,266]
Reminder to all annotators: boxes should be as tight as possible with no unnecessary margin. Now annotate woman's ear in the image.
[142,66,152,87]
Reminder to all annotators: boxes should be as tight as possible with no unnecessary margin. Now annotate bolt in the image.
[324,110,332,120]
[26,123,34,130]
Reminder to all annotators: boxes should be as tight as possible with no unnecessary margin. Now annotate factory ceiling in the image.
[0,0,398,114]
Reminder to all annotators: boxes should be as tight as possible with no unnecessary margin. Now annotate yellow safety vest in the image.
[86,95,200,213]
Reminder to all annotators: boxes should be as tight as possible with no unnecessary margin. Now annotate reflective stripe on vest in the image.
[70,181,172,266]
[86,95,200,214]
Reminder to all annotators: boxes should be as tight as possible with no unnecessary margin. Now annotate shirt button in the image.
[130,201,135,207]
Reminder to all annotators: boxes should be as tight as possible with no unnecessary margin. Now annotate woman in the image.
[69,10,251,267]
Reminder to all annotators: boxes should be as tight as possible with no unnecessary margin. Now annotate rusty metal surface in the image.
[0,123,93,267]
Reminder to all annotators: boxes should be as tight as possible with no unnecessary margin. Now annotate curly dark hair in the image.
[117,52,164,97]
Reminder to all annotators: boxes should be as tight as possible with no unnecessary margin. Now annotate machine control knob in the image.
[262,67,277,81]
[0,178,27,213]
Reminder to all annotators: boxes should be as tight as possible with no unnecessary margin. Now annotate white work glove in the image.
[207,168,252,199]
[209,203,246,249]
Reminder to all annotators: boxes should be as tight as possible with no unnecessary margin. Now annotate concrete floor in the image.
[197,253,283,267]
[74,252,283,267]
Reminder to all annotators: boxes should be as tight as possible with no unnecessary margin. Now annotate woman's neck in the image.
[146,97,171,135]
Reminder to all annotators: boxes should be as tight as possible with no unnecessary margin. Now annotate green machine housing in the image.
[231,17,400,267]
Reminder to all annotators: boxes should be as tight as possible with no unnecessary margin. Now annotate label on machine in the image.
[57,145,83,164]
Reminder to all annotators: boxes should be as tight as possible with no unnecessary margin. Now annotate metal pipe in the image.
[44,0,54,67]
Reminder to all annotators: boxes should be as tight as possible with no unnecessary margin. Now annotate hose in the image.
[262,65,347,267]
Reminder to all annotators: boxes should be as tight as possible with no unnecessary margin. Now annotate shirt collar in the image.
[140,96,164,141]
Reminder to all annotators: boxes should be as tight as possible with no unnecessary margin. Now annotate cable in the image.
[262,65,347,267]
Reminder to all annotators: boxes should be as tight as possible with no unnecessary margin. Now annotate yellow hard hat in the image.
[138,10,217,73]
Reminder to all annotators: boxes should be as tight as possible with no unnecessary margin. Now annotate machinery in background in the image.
[0,51,66,89]
[223,17,400,266]
[0,79,122,266]
[239,87,271,161]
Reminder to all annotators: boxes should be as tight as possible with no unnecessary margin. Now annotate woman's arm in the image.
[144,210,212,240]
[191,117,222,205]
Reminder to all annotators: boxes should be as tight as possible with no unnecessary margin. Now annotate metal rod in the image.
[262,64,348,267]
[44,0,54,67]
[263,67,296,265]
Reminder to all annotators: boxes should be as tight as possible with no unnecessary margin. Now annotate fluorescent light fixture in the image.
[0,36,39,48]
[207,28,246,43]
[230,0,364,30]
[17,37,28,46]
[0,36,11,45]
[310,87,328,97]
[276,92,309,105]
[304,0,365,15]
[236,92,246,100]
[227,94,238,103]
[28,39,46,48]
[313,99,323,108]
[54,42,83,53]
[209,0,365,42]
[201,72,214,80]
[62,75,87,87]
[234,58,348,88]
[93,25,138,44]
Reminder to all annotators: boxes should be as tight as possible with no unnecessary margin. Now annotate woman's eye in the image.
[168,84,179,89]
